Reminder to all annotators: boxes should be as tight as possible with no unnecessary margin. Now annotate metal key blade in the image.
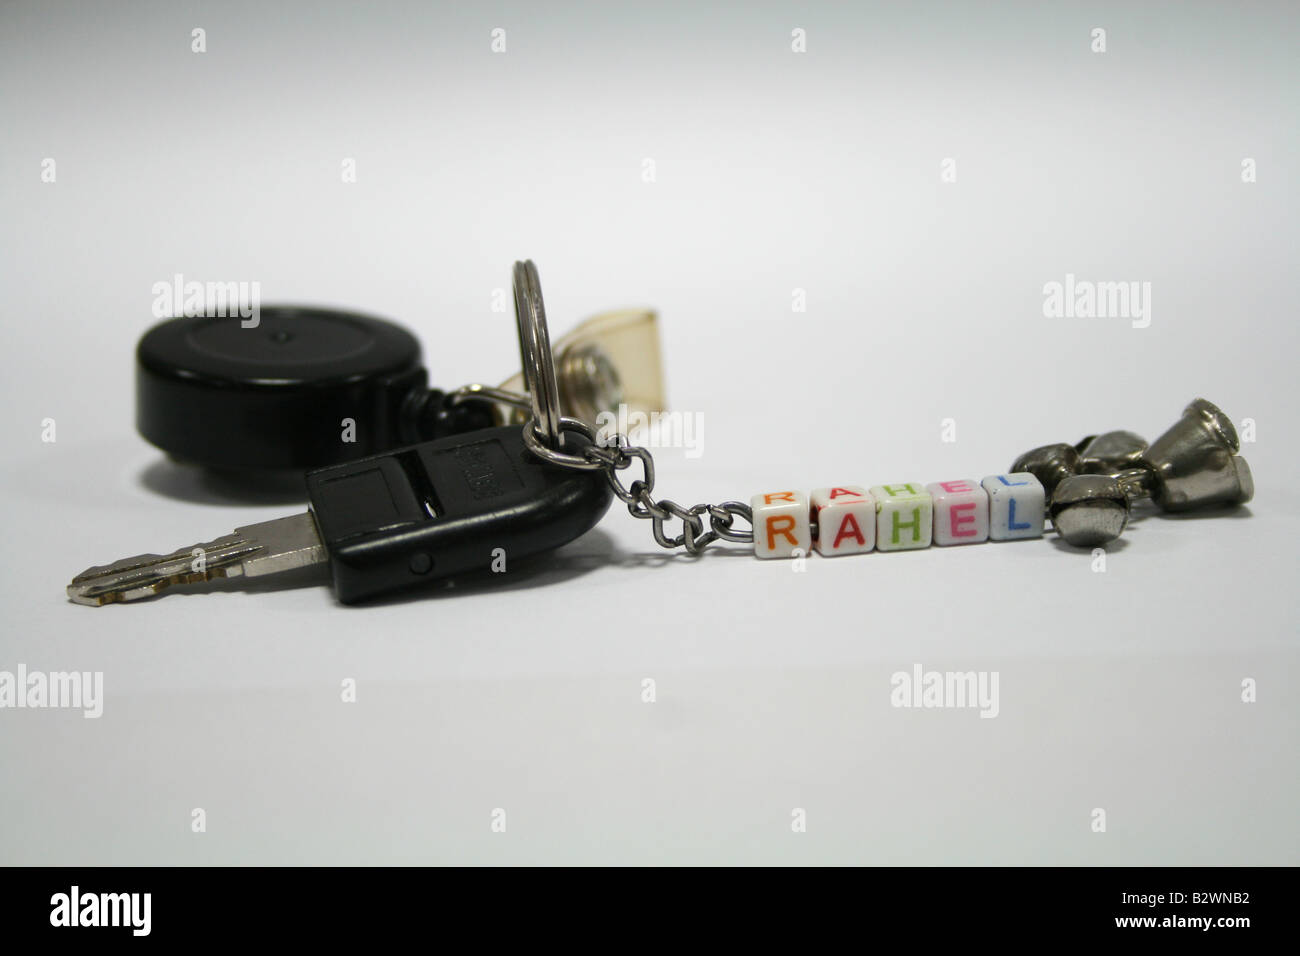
[67,511,327,606]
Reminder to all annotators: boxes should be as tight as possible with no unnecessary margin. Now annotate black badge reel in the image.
[136,304,666,474]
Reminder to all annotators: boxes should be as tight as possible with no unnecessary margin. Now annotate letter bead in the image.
[869,483,932,552]
[926,479,990,546]
[811,486,875,556]
[981,473,1046,540]
[751,491,812,558]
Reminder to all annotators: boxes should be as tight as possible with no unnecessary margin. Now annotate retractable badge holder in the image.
[134,284,665,474]
[68,260,1254,606]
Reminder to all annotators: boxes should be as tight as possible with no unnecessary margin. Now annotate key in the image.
[67,425,612,605]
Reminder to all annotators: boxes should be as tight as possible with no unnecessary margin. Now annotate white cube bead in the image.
[869,483,932,551]
[926,479,990,546]
[981,473,1045,540]
[811,486,875,556]
[751,491,812,559]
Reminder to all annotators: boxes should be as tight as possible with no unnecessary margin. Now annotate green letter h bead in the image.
[891,507,922,544]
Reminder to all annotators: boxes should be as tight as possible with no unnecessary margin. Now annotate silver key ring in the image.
[522,414,605,471]
[513,260,563,450]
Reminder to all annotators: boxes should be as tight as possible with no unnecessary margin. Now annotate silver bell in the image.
[1010,443,1080,497]
[1049,474,1129,547]
[1077,430,1148,473]
[1011,442,1132,547]
[1139,398,1254,512]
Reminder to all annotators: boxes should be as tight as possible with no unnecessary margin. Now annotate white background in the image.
[1,0,1296,864]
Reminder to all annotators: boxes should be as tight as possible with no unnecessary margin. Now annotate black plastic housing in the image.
[305,425,611,603]
[136,307,495,473]
[137,307,424,470]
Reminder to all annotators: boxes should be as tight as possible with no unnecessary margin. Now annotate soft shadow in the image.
[1048,533,1130,554]
[343,529,624,607]
[140,458,309,506]
[342,530,756,607]
[1155,504,1254,522]
[1126,501,1253,524]
[1044,502,1253,553]
[77,511,757,608]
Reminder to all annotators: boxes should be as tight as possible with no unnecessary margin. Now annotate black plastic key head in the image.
[305,425,611,603]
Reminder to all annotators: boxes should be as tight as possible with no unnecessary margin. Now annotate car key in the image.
[67,425,612,605]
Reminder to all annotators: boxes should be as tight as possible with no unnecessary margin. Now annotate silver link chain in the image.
[524,419,752,555]
[587,440,752,554]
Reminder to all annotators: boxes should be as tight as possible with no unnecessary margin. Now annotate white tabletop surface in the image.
[1,0,1296,864]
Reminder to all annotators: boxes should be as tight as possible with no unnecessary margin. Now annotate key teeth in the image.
[66,561,242,606]
[67,586,111,607]
[69,553,185,583]
[64,512,323,606]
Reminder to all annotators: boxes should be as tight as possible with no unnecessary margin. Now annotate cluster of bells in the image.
[1011,398,1254,549]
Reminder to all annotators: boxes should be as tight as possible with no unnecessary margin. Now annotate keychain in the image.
[67,261,1254,606]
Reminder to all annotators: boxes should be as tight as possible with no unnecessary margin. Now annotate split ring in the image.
[513,260,563,450]
[521,415,605,471]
